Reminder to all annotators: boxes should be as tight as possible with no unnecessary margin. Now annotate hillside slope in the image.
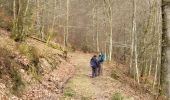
[0,32,75,99]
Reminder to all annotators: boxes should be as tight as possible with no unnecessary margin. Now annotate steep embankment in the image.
[0,31,75,99]
[61,52,155,100]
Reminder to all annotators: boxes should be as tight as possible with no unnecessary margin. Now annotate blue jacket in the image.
[98,53,105,63]
[90,57,98,68]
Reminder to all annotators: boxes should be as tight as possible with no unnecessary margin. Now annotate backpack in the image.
[90,58,94,66]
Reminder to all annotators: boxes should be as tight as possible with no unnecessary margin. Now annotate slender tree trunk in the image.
[160,0,168,99]
[103,0,113,61]
[148,0,157,78]
[129,0,139,82]
[12,0,16,37]
[92,0,97,52]
[153,50,159,88]
[13,0,16,21]
[24,0,30,16]
[96,7,100,52]
[109,15,113,61]
[148,47,153,76]
[103,3,108,56]
[134,32,139,84]
[129,23,134,75]
[133,0,139,84]
[36,0,41,38]
[64,27,66,49]
[52,0,57,32]
[58,0,61,25]
[65,0,70,47]
[22,0,30,37]
[47,0,57,44]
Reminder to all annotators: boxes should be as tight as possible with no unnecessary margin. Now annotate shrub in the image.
[11,67,25,96]
[0,14,12,30]
[48,42,64,51]
[81,45,91,53]
[64,87,75,97]
[18,43,41,79]
[111,93,124,100]
[111,71,119,80]
[0,47,25,96]
[0,47,10,78]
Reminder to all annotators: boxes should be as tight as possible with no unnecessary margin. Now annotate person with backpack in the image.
[98,52,105,76]
[90,55,98,78]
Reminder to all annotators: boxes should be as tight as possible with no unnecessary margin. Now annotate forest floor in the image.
[0,31,75,99]
[60,51,155,100]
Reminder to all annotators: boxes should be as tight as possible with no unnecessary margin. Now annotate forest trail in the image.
[61,52,154,100]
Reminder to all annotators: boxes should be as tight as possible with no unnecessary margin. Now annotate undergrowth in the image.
[111,70,119,80]
[111,93,124,100]
[11,67,25,96]
[0,47,25,96]
[18,43,42,80]
[64,87,75,97]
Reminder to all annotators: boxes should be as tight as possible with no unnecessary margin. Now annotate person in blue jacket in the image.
[98,52,105,76]
[90,55,98,78]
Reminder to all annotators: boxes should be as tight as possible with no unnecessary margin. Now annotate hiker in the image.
[98,52,105,76]
[90,55,98,78]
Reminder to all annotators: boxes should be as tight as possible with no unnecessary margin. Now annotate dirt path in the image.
[61,52,154,100]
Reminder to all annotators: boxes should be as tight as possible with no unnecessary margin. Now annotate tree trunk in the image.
[160,0,169,99]
[131,0,139,84]
[104,0,113,62]
[47,0,57,44]
[13,0,16,21]
[65,0,70,47]
[96,7,100,53]
[36,0,41,38]
[153,50,159,88]
[148,47,153,76]
[109,16,113,61]
[22,0,30,37]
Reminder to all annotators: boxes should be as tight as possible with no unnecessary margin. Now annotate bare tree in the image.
[103,0,113,61]
[64,0,70,48]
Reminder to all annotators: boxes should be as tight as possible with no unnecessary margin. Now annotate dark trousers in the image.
[98,64,102,76]
[92,67,97,78]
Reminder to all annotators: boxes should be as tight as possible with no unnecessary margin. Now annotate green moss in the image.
[111,93,124,100]
[64,87,75,97]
